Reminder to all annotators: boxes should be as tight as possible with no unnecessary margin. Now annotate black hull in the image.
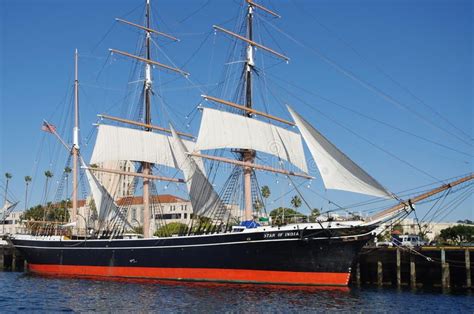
[11,225,375,286]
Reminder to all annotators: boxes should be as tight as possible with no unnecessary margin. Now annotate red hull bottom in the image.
[28,264,351,286]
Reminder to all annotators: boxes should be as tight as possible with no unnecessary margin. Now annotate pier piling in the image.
[377,260,383,286]
[441,249,450,289]
[410,255,416,289]
[466,249,471,289]
[396,248,401,288]
[351,247,472,289]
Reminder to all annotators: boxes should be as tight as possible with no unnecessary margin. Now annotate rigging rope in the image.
[256,15,473,148]
[288,0,473,143]
[266,73,472,159]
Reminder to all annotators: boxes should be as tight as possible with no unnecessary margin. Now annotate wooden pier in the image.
[352,246,473,290]
[0,244,26,272]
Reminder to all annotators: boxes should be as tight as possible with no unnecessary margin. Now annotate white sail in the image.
[82,160,132,229]
[169,124,226,219]
[288,106,392,199]
[90,124,201,170]
[195,108,308,173]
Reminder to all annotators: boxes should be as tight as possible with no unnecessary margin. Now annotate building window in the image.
[155,213,182,220]
[183,213,187,219]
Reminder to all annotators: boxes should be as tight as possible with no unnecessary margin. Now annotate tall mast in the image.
[72,48,79,225]
[242,3,255,221]
[110,0,187,237]
[210,1,286,222]
[142,0,152,238]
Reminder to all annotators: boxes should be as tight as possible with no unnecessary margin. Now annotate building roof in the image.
[116,194,188,206]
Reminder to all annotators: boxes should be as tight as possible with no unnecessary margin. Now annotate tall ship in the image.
[9,0,473,286]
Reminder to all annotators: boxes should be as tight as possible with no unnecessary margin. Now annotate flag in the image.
[41,122,56,133]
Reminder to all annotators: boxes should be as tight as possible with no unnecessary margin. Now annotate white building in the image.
[117,194,193,231]
[93,160,135,200]
[399,218,465,241]
[376,218,467,242]
[0,211,24,236]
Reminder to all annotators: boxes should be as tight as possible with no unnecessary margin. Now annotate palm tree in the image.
[261,185,270,208]
[290,195,302,210]
[64,167,72,203]
[4,172,12,204]
[309,208,320,223]
[43,171,54,221]
[24,176,32,210]
[288,195,302,223]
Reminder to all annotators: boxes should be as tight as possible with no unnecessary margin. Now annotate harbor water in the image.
[0,272,472,312]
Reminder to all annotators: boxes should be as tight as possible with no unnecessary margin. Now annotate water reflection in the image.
[1,272,472,312]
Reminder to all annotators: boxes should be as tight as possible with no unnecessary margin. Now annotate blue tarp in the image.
[240,220,260,228]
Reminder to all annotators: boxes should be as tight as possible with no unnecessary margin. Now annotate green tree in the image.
[132,226,143,235]
[309,208,320,222]
[4,172,12,203]
[154,222,189,237]
[439,225,474,244]
[64,167,72,201]
[253,200,263,213]
[269,207,303,225]
[261,185,270,208]
[287,195,302,223]
[43,171,54,221]
[24,176,32,211]
[291,195,302,210]
[392,223,403,234]
[89,199,98,222]
[22,201,70,222]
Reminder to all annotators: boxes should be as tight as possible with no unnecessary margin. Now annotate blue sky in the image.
[1,0,472,221]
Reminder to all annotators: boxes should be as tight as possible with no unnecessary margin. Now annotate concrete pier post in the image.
[377,260,383,286]
[410,255,416,289]
[441,249,450,289]
[396,248,401,288]
[466,249,471,289]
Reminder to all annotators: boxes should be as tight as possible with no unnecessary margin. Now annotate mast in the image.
[107,0,187,237]
[72,48,79,225]
[142,0,152,238]
[242,3,255,221]
[209,1,287,222]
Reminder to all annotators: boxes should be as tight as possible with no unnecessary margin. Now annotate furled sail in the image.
[195,108,308,173]
[82,160,133,229]
[90,124,202,170]
[169,124,226,220]
[288,106,392,199]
